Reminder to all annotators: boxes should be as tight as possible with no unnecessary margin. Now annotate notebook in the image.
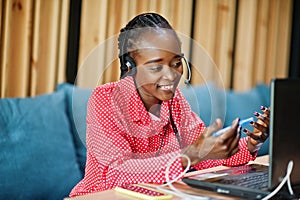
[182,78,300,199]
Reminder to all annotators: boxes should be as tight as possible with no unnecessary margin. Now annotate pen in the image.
[212,117,254,137]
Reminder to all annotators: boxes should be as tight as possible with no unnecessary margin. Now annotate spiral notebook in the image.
[182,78,300,199]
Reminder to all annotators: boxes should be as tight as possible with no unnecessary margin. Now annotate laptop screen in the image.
[269,79,300,189]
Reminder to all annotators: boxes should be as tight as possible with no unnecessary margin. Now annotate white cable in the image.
[287,167,294,196]
[262,160,294,200]
[157,153,209,200]
[161,155,295,200]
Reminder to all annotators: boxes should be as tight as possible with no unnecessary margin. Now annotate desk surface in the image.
[65,155,269,200]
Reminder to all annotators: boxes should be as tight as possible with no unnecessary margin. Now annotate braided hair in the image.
[118,13,180,79]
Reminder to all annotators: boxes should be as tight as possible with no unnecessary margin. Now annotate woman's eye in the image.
[150,65,163,72]
[172,61,182,68]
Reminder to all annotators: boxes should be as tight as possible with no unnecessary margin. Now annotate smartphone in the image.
[114,184,172,200]
[212,117,254,137]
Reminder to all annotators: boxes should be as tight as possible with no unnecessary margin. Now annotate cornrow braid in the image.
[118,13,178,79]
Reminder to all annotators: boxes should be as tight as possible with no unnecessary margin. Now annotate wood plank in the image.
[253,0,269,84]
[6,0,32,97]
[213,0,236,89]
[148,0,157,11]
[35,0,60,95]
[57,0,70,84]
[275,0,292,78]
[173,0,193,37]
[77,0,108,88]
[136,0,148,14]
[173,0,193,87]
[233,0,257,91]
[30,0,41,96]
[102,0,126,84]
[265,0,279,82]
[0,0,10,98]
[192,0,218,86]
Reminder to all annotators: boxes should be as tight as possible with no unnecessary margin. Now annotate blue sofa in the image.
[0,82,270,199]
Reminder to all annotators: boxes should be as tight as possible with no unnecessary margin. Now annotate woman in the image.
[70,13,269,197]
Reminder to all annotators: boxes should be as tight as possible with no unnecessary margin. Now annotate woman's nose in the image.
[162,66,177,81]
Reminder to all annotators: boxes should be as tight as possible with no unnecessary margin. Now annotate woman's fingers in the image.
[205,118,223,137]
[250,121,269,133]
[243,128,269,142]
[219,118,239,141]
[254,112,270,126]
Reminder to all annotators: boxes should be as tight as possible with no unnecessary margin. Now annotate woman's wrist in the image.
[181,145,203,167]
[247,136,263,153]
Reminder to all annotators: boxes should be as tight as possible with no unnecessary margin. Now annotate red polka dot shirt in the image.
[69,76,256,197]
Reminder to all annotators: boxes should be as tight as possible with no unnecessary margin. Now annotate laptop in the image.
[182,78,300,199]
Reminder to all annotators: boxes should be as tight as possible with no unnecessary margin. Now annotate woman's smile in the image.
[157,84,174,91]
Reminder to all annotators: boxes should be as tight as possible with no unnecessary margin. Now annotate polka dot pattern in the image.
[69,76,256,197]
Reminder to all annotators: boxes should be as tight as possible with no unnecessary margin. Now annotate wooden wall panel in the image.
[1,0,32,97]
[0,0,294,97]
[232,0,292,91]
[253,0,269,84]
[233,0,258,91]
[0,0,7,97]
[265,0,280,84]
[192,0,217,86]
[0,0,69,98]
[213,0,236,89]
[31,0,70,95]
[102,0,128,84]
[274,0,292,77]
[192,0,236,88]
[57,0,70,84]
[77,0,194,88]
[76,0,108,88]
[32,0,60,95]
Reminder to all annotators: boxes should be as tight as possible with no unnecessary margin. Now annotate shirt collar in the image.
[116,76,171,125]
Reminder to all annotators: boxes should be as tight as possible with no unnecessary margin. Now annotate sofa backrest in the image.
[0,89,83,200]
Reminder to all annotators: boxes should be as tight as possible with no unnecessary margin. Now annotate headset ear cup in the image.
[124,55,136,70]
[124,55,137,77]
[120,55,136,79]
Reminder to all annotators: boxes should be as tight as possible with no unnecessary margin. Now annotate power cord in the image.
[157,154,210,199]
[158,154,295,200]
[262,160,294,200]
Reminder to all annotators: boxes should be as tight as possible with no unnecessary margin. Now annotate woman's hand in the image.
[243,106,270,153]
[182,118,240,167]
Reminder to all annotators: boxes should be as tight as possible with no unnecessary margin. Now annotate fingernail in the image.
[250,121,254,125]
[260,106,266,111]
[254,112,259,117]
[243,129,247,133]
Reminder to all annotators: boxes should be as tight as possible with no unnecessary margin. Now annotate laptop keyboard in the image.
[218,170,269,189]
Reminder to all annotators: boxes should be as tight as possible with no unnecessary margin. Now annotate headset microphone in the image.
[182,55,191,84]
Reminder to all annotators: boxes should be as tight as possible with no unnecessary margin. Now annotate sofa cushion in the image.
[224,84,270,127]
[224,84,270,156]
[57,83,92,174]
[0,89,82,199]
[180,82,226,126]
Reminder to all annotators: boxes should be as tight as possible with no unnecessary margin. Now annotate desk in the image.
[65,155,269,200]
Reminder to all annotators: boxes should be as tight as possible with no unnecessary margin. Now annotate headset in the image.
[120,53,192,84]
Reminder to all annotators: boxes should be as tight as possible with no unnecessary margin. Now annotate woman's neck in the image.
[147,103,162,118]
[133,78,162,117]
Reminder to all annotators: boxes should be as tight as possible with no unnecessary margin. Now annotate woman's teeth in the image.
[159,85,173,90]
